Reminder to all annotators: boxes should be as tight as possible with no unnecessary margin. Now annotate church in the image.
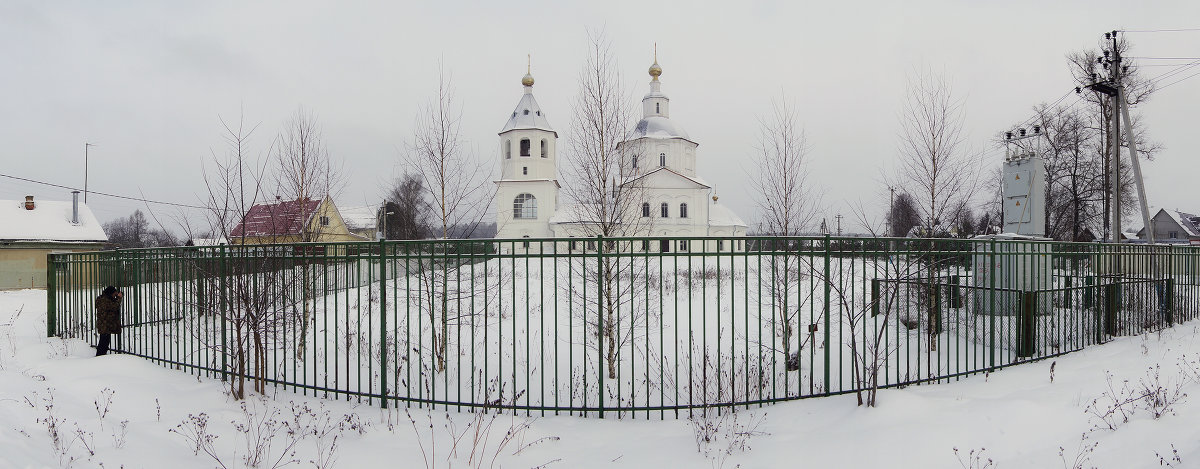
[494,55,747,252]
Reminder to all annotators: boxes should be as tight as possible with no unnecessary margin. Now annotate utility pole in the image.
[1109,31,1122,244]
[84,143,95,204]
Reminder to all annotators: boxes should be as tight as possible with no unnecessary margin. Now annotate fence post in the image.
[219,244,229,383]
[596,234,605,419]
[823,234,831,395]
[46,254,57,338]
[379,239,388,409]
[988,238,996,370]
[1103,283,1119,339]
[1017,291,1036,358]
[871,279,880,317]
[948,275,962,309]
[1063,276,1072,309]
[1164,278,1175,327]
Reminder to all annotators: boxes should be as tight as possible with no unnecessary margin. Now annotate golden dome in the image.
[522,54,534,87]
[649,61,662,80]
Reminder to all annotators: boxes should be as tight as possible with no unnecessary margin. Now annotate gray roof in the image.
[499,89,555,135]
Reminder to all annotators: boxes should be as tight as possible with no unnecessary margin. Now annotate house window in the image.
[320,216,330,226]
[678,240,689,252]
[680,203,688,219]
[522,166,528,175]
[505,139,511,159]
[660,202,669,218]
[660,152,666,166]
[1170,231,1179,239]
[520,139,531,157]
[513,193,537,219]
[540,139,548,158]
[642,203,650,217]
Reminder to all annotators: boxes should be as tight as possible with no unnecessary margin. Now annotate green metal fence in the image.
[46,236,1200,418]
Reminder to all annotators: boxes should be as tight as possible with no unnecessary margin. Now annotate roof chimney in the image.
[72,191,80,224]
[24,195,34,210]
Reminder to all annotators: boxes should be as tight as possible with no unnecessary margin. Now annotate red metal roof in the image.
[230,198,322,238]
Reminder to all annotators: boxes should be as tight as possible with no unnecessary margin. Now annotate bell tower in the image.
[495,58,559,243]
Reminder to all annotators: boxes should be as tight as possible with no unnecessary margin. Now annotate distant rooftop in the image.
[0,198,107,242]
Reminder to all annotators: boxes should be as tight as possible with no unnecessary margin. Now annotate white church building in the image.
[494,56,747,253]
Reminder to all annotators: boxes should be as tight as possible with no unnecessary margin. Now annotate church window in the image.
[642,203,650,217]
[586,240,596,251]
[660,152,666,166]
[522,235,530,249]
[678,240,689,252]
[520,139,531,157]
[660,202,669,218]
[505,140,511,159]
[656,103,660,114]
[632,155,638,169]
[718,239,725,251]
[513,193,537,219]
[660,239,670,252]
[522,166,528,175]
[641,239,649,251]
[569,237,576,251]
[680,203,688,219]
[540,139,547,158]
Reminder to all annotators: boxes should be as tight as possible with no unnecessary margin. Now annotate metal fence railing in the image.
[47,236,1200,418]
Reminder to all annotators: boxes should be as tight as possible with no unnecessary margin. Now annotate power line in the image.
[0,172,209,211]
[1121,28,1200,33]
[1157,68,1200,91]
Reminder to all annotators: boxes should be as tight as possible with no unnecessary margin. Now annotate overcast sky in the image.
[2,0,1198,235]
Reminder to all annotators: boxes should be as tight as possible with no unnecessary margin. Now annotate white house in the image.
[494,55,747,252]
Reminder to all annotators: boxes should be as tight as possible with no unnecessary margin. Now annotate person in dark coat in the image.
[95,286,123,356]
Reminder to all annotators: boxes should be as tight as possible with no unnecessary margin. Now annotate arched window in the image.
[520,139,531,157]
[513,193,537,219]
[660,202,669,218]
[522,235,530,249]
[505,140,511,159]
[540,139,548,158]
[632,155,638,169]
[659,152,666,166]
[655,102,660,114]
[718,239,725,251]
[679,203,688,219]
[642,203,650,218]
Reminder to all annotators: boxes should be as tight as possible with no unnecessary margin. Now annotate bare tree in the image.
[560,30,652,380]
[404,64,494,240]
[273,107,344,242]
[894,70,978,349]
[748,95,821,370]
[895,71,977,234]
[103,210,179,248]
[402,63,496,374]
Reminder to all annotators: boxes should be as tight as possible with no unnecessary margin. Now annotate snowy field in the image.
[5,287,1200,468]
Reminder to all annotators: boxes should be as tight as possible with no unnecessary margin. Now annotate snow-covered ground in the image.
[4,288,1199,468]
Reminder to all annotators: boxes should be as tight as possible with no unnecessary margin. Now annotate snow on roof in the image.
[628,116,691,141]
[339,205,378,231]
[1174,210,1200,237]
[0,198,107,242]
[548,203,605,225]
[187,238,227,246]
[708,203,747,227]
[499,89,556,135]
[230,198,323,238]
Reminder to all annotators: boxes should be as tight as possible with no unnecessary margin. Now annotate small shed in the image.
[0,195,107,289]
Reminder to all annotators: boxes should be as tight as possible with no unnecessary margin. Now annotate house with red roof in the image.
[229,197,365,245]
